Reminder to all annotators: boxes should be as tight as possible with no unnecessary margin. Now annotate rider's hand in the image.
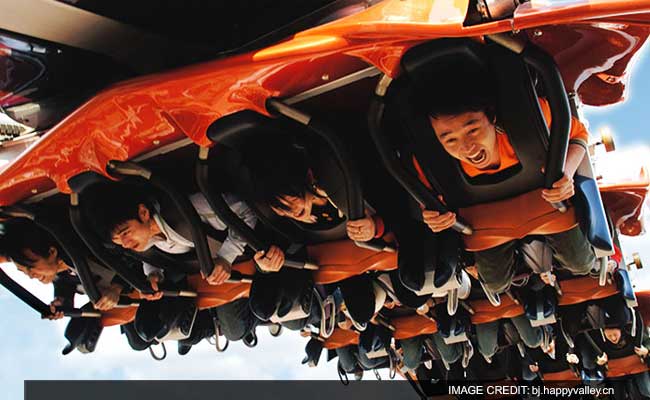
[596,352,608,366]
[206,257,232,285]
[635,346,649,358]
[542,173,575,204]
[254,246,285,273]
[346,216,376,242]
[422,210,456,233]
[142,274,164,301]
[540,272,556,286]
[44,298,65,320]
[95,284,122,310]
[566,353,579,364]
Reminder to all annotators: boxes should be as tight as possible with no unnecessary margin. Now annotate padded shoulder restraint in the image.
[391,38,551,208]
[207,111,349,245]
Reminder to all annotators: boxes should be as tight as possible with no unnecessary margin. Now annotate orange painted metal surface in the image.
[392,314,438,340]
[459,189,579,252]
[607,354,649,378]
[100,305,137,327]
[309,240,398,284]
[187,261,255,310]
[542,369,580,381]
[0,0,648,206]
[323,328,360,349]
[600,168,650,236]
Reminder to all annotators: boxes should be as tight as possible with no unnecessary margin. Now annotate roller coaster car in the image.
[1,0,650,390]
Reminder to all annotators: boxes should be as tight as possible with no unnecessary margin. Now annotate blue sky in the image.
[2,41,650,400]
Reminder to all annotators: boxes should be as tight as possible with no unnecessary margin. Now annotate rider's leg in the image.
[510,315,543,348]
[336,345,359,373]
[399,335,425,371]
[475,321,499,360]
[431,331,462,365]
[546,226,595,276]
[474,240,518,293]
[214,298,259,341]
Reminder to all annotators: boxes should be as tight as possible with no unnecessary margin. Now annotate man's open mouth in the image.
[467,149,487,165]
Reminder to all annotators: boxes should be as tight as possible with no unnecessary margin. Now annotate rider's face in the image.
[111,204,154,252]
[604,328,622,344]
[430,111,500,170]
[270,193,318,224]
[15,248,60,284]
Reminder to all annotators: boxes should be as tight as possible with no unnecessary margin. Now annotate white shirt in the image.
[142,192,257,277]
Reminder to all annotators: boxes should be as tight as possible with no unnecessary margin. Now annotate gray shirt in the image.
[142,192,257,277]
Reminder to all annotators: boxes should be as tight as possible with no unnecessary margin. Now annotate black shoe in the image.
[399,266,425,292]
[178,341,193,356]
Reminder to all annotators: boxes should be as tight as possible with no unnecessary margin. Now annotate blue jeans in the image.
[432,331,462,365]
[476,316,542,359]
[399,336,424,371]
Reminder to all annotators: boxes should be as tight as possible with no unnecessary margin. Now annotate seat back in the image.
[387,38,569,208]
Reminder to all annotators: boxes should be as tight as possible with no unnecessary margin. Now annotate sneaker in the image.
[268,323,283,337]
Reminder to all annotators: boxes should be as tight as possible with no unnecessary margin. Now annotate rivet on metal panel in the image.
[153,140,160,145]
[31,189,38,194]
[321,74,330,81]
[533,29,543,37]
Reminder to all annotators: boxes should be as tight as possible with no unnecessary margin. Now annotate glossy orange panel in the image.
[308,240,398,284]
[392,314,437,340]
[527,24,650,106]
[100,306,137,327]
[459,189,579,252]
[607,354,649,378]
[543,369,580,381]
[556,276,618,305]
[0,0,648,205]
[323,328,360,350]
[187,260,254,310]
[471,296,523,325]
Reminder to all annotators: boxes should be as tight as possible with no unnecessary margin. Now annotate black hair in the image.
[84,183,154,241]
[423,70,498,123]
[244,141,315,213]
[0,220,70,268]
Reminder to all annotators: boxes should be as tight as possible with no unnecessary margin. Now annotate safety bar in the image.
[266,99,397,252]
[68,190,153,294]
[0,205,102,303]
[367,83,473,235]
[107,160,215,279]
[196,148,318,271]
[0,265,102,318]
[521,45,571,213]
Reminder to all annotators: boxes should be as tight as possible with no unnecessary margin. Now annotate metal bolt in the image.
[321,74,330,81]
[31,189,38,194]
[533,29,543,37]
[153,140,160,145]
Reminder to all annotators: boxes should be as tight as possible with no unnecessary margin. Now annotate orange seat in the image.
[392,314,437,340]
[389,278,619,340]
[557,276,618,305]
[542,369,580,381]
[323,329,360,350]
[459,189,578,252]
[608,354,649,378]
[308,239,398,285]
[101,306,138,327]
[188,260,255,310]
